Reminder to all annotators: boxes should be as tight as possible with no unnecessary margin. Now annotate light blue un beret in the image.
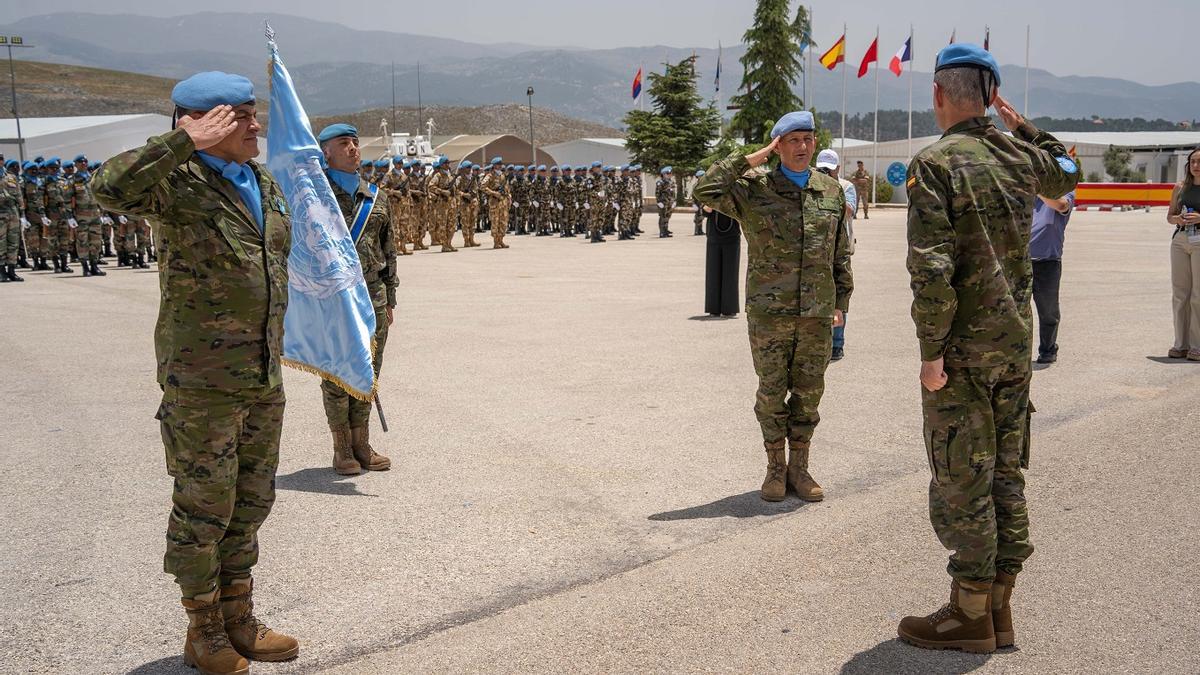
[171,71,255,111]
[660,166,672,174]
[373,159,389,168]
[935,43,1001,85]
[317,123,358,143]
[770,111,815,138]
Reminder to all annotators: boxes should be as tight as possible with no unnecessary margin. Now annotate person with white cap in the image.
[815,148,857,361]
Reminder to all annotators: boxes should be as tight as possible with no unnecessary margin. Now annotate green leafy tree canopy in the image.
[729,0,811,144]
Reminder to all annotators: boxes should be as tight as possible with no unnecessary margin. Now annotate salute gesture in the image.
[176,105,239,151]
[745,136,781,168]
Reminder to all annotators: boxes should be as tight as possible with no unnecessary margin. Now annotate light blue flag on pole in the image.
[266,26,377,401]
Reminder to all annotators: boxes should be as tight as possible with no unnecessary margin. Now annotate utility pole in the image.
[527,86,536,166]
[390,61,397,139]
[416,61,423,136]
[2,36,34,162]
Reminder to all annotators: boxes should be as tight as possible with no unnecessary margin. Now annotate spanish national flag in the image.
[820,34,846,70]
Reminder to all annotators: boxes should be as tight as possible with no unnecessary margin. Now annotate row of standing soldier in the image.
[1,156,157,282]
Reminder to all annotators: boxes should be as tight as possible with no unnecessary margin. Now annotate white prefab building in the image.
[0,114,173,164]
[835,130,1200,204]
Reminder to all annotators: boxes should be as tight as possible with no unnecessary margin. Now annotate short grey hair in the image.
[934,67,994,110]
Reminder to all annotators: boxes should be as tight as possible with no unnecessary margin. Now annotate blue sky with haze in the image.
[7,0,1194,86]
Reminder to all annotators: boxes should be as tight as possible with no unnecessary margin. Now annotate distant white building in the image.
[835,130,1200,204]
[0,114,172,164]
[543,138,629,169]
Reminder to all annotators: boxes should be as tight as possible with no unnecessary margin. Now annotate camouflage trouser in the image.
[587,204,604,236]
[921,361,1034,584]
[490,201,509,247]
[322,304,389,429]
[693,203,705,234]
[76,218,103,261]
[48,220,71,255]
[747,314,833,445]
[24,218,44,257]
[138,220,152,254]
[157,385,286,598]
[101,219,114,252]
[657,207,673,235]
[1,215,19,265]
[461,202,478,245]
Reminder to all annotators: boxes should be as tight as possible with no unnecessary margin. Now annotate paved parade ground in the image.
[1,209,1197,674]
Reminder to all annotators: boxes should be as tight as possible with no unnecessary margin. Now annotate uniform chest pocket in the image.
[168,217,245,268]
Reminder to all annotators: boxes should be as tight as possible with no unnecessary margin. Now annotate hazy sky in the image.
[7,0,1196,86]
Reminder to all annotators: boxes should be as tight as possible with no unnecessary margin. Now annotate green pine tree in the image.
[729,0,811,144]
[624,56,722,203]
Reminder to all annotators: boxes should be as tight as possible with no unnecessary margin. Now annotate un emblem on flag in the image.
[282,155,363,301]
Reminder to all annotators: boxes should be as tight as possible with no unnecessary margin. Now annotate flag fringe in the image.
[281,335,379,402]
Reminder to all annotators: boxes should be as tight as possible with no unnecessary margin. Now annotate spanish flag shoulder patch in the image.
[906,175,917,190]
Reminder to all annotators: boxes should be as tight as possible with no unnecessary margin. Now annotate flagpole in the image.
[872,26,879,205]
[907,25,914,160]
[840,23,847,158]
[808,5,814,111]
[1024,24,1031,117]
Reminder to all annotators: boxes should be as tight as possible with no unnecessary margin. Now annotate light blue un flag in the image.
[266,30,377,401]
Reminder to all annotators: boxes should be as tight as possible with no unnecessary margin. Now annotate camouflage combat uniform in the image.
[91,126,292,599]
[455,171,480,246]
[585,170,606,241]
[694,156,853,452]
[625,172,643,235]
[43,170,73,258]
[906,116,1078,584]
[69,172,104,266]
[427,167,455,251]
[322,173,398,429]
[0,169,20,266]
[851,167,871,218]
[385,168,413,255]
[655,175,676,237]
[408,169,429,250]
[22,172,47,264]
[480,170,510,248]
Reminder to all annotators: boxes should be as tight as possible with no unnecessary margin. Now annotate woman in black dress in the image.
[704,206,741,316]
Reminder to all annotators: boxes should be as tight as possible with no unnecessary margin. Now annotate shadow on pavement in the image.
[687,314,739,321]
[1145,356,1197,364]
[275,467,377,497]
[128,655,190,674]
[648,491,806,521]
[840,638,992,675]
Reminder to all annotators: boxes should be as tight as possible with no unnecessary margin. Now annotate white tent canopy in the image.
[0,114,172,164]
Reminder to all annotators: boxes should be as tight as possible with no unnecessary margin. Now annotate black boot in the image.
[147,247,157,262]
[17,253,29,269]
[52,255,62,273]
[70,249,79,262]
[60,254,73,273]
[82,259,92,277]
[96,256,107,265]
[6,264,22,282]
[118,252,128,267]
[137,253,149,269]
[90,259,106,276]
[104,241,114,258]
[38,255,51,271]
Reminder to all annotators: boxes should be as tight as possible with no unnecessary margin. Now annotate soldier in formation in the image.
[455,160,481,247]
[655,166,676,238]
[851,160,871,219]
[691,169,706,236]
[480,157,510,249]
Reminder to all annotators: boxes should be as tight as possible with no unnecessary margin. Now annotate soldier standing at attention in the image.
[69,155,106,277]
[456,160,481,247]
[427,158,456,252]
[22,161,50,271]
[655,166,676,238]
[481,157,510,249]
[409,161,429,250]
[694,110,852,505]
[691,169,706,235]
[628,165,645,236]
[898,44,1078,654]
[585,161,606,243]
[385,156,413,255]
[316,123,397,476]
[851,160,871,219]
[42,158,75,274]
[91,71,299,674]
[0,157,23,282]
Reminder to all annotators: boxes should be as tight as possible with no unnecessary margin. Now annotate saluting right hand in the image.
[745,136,781,168]
[992,94,1024,132]
[177,105,239,151]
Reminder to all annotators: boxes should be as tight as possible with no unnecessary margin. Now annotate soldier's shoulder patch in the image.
[1056,156,1078,174]
[906,175,918,190]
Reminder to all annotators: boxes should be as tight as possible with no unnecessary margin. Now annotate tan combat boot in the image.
[898,580,996,653]
[786,439,824,502]
[182,591,250,675]
[350,425,391,471]
[220,579,299,662]
[761,441,787,502]
[331,425,361,475]
[991,571,1016,648]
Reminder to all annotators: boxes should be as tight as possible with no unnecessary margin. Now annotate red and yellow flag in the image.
[820,34,846,70]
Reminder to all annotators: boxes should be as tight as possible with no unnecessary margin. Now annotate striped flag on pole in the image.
[889,37,912,76]
[819,33,846,70]
[632,68,643,100]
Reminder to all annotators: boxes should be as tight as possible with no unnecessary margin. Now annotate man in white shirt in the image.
[815,149,856,361]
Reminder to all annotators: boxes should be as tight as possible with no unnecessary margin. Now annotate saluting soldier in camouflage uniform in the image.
[92,72,299,674]
[68,155,106,277]
[317,123,397,476]
[897,45,1079,654]
[455,160,481,247]
[655,166,676,238]
[694,111,852,505]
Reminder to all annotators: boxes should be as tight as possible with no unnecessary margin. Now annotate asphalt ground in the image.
[0,208,1196,674]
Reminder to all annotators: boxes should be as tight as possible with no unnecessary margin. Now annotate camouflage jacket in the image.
[408,173,426,203]
[328,173,398,309]
[455,174,478,204]
[69,174,103,221]
[480,172,508,200]
[694,155,853,319]
[22,178,45,221]
[627,175,642,208]
[850,169,871,190]
[655,177,676,208]
[906,117,1078,366]
[427,170,453,202]
[43,175,73,221]
[1,172,19,218]
[91,127,291,390]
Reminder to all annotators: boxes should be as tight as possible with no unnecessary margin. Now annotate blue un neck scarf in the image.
[197,152,264,231]
[779,165,811,189]
[326,169,360,197]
